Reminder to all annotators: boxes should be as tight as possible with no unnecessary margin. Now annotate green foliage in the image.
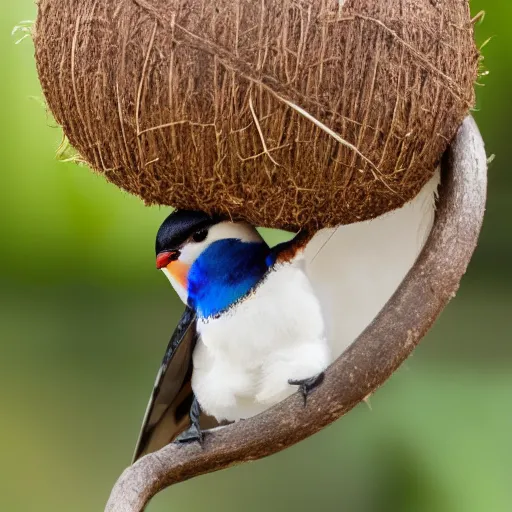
[55,135,87,165]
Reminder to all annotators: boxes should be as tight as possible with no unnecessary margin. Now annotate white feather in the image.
[162,268,188,303]
[166,171,439,422]
[192,260,330,422]
[191,170,439,422]
[304,170,440,358]
[179,220,263,266]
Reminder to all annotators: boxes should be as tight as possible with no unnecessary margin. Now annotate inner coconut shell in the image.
[34,0,479,231]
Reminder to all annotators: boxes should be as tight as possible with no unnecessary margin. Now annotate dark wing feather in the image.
[132,307,197,462]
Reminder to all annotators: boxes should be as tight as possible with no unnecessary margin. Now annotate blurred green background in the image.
[1,2,511,511]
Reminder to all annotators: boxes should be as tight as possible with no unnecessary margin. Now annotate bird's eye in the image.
[192,229,208,243]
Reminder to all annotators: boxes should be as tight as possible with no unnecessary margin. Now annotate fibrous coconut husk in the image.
[34,0,479,231]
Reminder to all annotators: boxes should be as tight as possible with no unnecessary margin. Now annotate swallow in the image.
[133,211,330,461]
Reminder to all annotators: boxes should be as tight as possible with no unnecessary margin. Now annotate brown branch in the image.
[106,116,487,512]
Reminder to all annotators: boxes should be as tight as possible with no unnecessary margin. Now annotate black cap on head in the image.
[155,210,222,255]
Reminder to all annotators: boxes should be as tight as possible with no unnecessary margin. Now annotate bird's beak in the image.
[156,251,177,269]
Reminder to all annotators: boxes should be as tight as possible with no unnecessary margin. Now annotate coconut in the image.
[34,0,478,232]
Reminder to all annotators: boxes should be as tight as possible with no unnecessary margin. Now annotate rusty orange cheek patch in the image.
[166,261,189,288]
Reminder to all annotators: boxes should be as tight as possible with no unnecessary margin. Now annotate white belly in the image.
[191,259,331,422]
[190,172,439,423]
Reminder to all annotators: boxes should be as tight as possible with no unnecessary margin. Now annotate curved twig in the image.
[106,116,487,512]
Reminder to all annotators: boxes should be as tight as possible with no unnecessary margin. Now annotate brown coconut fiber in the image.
[34,0,479,231]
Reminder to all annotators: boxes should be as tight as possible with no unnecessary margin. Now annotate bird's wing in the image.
[132,306,198,462]
[303,171,440,360]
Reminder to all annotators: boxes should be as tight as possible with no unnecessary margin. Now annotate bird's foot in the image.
[174,395,204,446]
[174,423,204,446]
[288,372,325,407]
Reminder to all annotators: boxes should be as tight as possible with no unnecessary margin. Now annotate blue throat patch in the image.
[187,239,274,318]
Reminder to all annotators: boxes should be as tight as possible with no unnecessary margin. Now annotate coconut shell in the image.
[34,0,478,231]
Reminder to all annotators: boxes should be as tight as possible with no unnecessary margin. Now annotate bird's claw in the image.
[288,372,325,406]
[174,395,204,446]
[174,424,204,446]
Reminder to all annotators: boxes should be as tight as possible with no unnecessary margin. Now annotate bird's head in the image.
[155,210,264,304]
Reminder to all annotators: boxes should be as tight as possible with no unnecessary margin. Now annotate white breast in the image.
[191,260,331,422]
[191,170,439,423]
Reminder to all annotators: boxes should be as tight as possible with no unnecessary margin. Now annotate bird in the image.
[133,211,331,460]
[133,170,440,461]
